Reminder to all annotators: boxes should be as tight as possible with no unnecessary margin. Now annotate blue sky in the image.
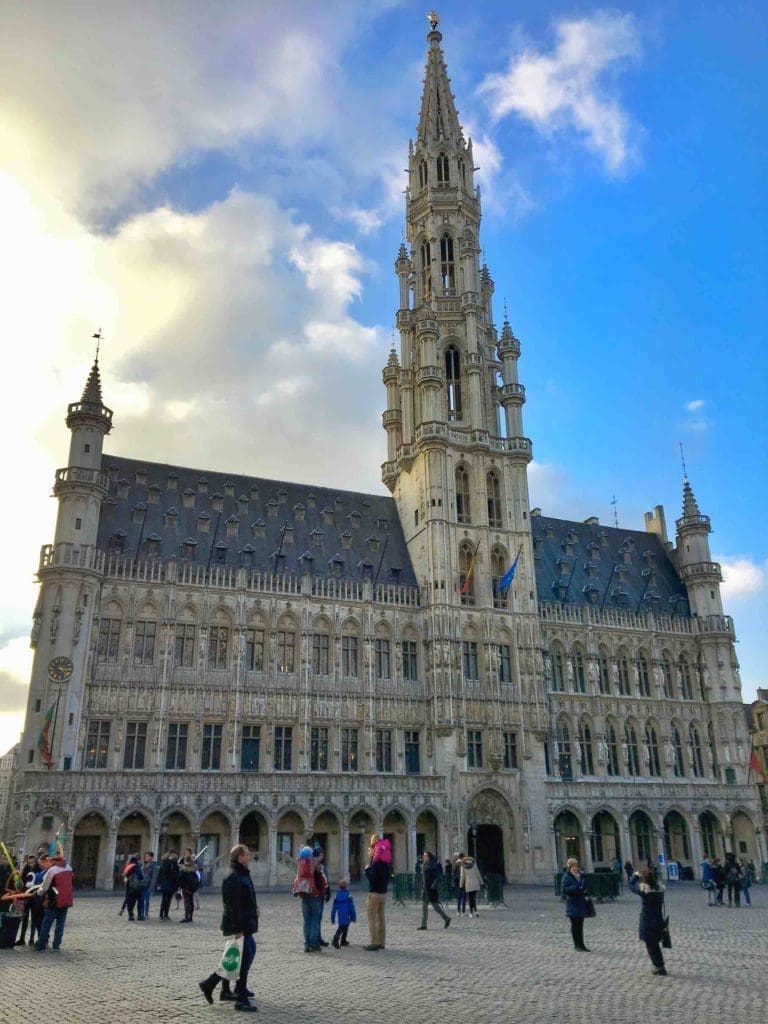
[0,1,765,751]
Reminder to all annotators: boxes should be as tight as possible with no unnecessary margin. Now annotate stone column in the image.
[268,826,278,887]
[689,825,704,880]
[101,827,118,891]
[341,824,350,881]
[407,826,418,873]
[619,821,632,867]
[149,826,161,858]
[550,827,560,874]
[582,831,594,872]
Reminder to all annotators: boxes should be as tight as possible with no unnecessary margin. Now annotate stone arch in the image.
[466,787,518,880]
[382,807,409,873]
[553,807,584,870]
[72,809,109,889]
[311,807,343,879]
[698,808,725,859]
[347,806,377,883]
[590,808,621,867]
[730,808,758,862]
[115,809,153,887]
[198,809,234,882]
[158,808,194,857]
[628,808,658,865]
[277,610,297,630]
[312,612,333,633]
[663,808,692,869]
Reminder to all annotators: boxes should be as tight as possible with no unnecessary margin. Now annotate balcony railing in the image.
[678,561,722,582]
[54,466,110,490]
[498,383,526,402]
[675,513,711,532]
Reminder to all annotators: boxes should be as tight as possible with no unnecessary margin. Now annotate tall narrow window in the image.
[498,644,513,685]
[662,654,674,698]
[207,626,229,669]
[245,627,265,671]
[467,730,483,768]
[462,640,479,680]
[402,640,418,681]
[85,720,111,769]
[617,651,631,695]
[310,727,329,771]
[579,720,594,775]
[375,729,393,773]
[436,151,449,184]
[342,634,359,676]
[571,647,586,693]
[341,728,358,772]
[201,723,222,770]
[607,724,620,776]
[446,346,462,420]
[673,727,685,777]
[458,543,476,606]
[598,648,611,694]
[455,465,470,523]
[503,732,518,769]
[240,725,260,772]
[637,654,651,697]
[277,630,296,673]
[418,159,428,190]
[420,239,432,302]
[405,730,420,774]
[491,548,506,609]
[374,638,391,680]
[165,723,188,770]
[708,722,720,777]
[123,721,147,770]
[556,719,572,780]
[97,618,121,664]
[625,723,641,775]
[550,644,565,692]
[679,655,693,699]
[274,725,292,771]
[133,620,156,666]
[312,632,330,675]
[689,724,704,777]
[174,623,196,668]
[486,472,502,528]
[646,723,661,776]
[458,158,466,187]
[440,232,455,292]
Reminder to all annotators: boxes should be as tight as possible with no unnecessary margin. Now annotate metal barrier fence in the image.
[553,871,621,902]
[392,872,507,908]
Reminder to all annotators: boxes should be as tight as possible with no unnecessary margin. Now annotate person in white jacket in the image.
[459,856,483,918]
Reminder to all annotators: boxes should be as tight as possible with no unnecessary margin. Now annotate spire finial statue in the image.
[427,10,440,32]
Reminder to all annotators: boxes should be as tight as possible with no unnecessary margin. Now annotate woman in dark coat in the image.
[561,857,591,952]
[629,866,667,975]
[157,850,179,920]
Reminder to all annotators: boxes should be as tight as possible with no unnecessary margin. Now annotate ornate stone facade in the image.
[10,17,764,888]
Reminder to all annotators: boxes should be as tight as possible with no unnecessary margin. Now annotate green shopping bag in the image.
[217,935,243,980]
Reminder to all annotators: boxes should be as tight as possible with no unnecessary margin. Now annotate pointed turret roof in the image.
[81,358,103,406]
[681,478,701,520]
[417,15,464,148]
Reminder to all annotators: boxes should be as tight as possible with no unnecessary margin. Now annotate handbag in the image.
[661,898,672,949]
[217,935,244,980]
[584,896,596,919]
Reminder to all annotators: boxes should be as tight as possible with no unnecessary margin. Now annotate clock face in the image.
[47,656,74,683]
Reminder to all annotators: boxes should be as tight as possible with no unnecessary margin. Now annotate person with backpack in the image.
[35,851,74,951]
[178,851,201,923]
[416,851,451,931]
[459,854,484,918]
[292,845,328,952]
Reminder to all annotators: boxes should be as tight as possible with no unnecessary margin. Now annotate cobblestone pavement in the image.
[2,884,766,1024]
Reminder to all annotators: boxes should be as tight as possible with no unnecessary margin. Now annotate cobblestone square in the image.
[2,884,766,1024]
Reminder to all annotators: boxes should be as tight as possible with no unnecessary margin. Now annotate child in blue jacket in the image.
[330,880,356,948]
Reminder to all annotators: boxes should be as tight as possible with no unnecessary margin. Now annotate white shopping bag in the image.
[217,935,244,980]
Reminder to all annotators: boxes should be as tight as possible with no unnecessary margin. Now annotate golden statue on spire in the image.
[427,11,440,31]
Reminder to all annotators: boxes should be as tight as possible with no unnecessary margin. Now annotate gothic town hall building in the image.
[11,20,764,888]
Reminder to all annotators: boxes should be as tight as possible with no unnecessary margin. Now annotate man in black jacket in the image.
[199,845,259,1012]
[416,851,451,930]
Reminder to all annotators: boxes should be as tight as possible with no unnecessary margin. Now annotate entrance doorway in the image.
[467,824,504,876]
[348,833,363,881]
[72,835,100,889]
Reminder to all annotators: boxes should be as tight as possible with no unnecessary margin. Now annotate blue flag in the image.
[499,545,523,592]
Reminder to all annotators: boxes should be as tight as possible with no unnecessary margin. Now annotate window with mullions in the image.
[440,233,455,293]
[341,728,358,772]
[341,635,359,677]
[673,727,685,777]
[462,640,479,680]
[375,638,391,680]
[97,618,121,664]
[123,721,147,770]
[646,723,661,776]
[637,654,651,697]
[240,725,260,772]
[312,633,330,675]
[550,645,565,692]
[455,465,470,523]
[174,623,196,668]
[467,730,483,768]
[277,631,296,673]
[617,652,631,695]
[446,347,462,420]
[166,722,188,770]
[625,723,641,775]
[571,648,586,693]
[436,151,450,184]
[607,724,620,776]
[579,721,594,775]
[402,640,418,681]
[405,730,420,774]
[598,648,611,694]
[491,548,506,609]
[556,719,572,780]
[133,620,156,665]
[274,725,292,771]
[201,723,222,770]
[689,724,704,777]
[661,655,674,697]
[418,159,428,190]
[310,727,329,772]
[498,644,513,685]
[375,728,393,773]
[420,240,432,303]
[503,731,518,769]
[85,719,110,768]
[679,655,693,699]
[459,544,476,606]
[245,628,265,671]
[486,472,502,528]
[207,626,228,669]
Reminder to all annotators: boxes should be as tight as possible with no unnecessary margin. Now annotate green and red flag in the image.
[38,702,55,767]
[748,748,762,781]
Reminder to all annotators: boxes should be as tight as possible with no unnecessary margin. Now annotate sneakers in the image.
[652,967,668,976]
[444,918,451,928]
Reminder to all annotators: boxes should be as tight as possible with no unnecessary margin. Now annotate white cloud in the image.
[716,556,767,602]
[683,398,709,433]
[686,399,705,412]
[479,11,642,175]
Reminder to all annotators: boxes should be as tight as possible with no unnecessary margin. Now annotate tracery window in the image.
[646,722,661,776]
[420,239,432,303]
[486,471,502,528]
[637,653,651,697]
[571,646,586,693]
[550,643,565,693]
[679,655,693,700]
[458,542,476,606]
[598,647,611,694]
[673,727,685,777]
[625,722,641,775]
[491,547,506,609]
[455,465,470,524]
[690,724,704,777]
[436,152,450,184]
[446,345,462,419]
[607,724,620,776]
[418,159,428,190]
[440,232,455,293]
[579,720,594,775]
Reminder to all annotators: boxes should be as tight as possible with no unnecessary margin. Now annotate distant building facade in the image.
[10,17,764,888]
[0,745,18,843]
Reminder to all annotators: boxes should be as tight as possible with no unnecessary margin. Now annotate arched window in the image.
[445,345,462,420]
[458,158,466,187]
[455,465,471,524]
[661,653,674,698]
[607,723,620,776]
[673,727,685,777]
[418,159,428,190]
[420,239,432,303]
[646,722,661,776]
[458,542,476,606]
[579,720,594,775]
[637,653,651,697]
[486,471,502,528]
[556,718,572,780]
[436,151,449,185]
[689,724,704,777]
[617,649,631,695]
[625,722,641,775]
[598,647,611,694]
[440,232,456,293]
[679,654,693,699]
[708,721,720,776]
[571,646,586,693]
[490,547,506,609]
[550,643,565,693]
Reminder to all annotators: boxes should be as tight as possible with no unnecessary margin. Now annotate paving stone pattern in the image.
[2,884,766,1024]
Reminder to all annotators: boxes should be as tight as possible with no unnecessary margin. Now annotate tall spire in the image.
[417,12,464,149]
[681,478,701,520]
[81,357,103,406]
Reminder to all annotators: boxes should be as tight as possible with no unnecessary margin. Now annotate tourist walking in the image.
[454,852,467,915]
[292,845,327,952]
[157,850,179,920]
[562,857,591,952]
[416,851,451,930]
[123,854,144,920]
[460,854,483,918]
[725,853,742,908]
[178,852,201,922]
[363,834,390,951]
[623,859,634,883]
[629,867,668,976]
[700,856,716,906]
[330,880,356,947]
[199,844,259,1012]
[35,851,74,952]
[739,860,752,907]
[712,858,726,905]
[140,851,158,921]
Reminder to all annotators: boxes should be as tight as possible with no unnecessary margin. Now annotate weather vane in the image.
[679,441,688,480]
[427,11,440,31]
[92,328,103,360]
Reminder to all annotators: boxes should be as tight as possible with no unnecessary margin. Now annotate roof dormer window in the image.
[224,480,235,498]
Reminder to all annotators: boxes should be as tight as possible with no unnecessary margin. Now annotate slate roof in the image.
[97,456,418,587]
[531,514,689,615]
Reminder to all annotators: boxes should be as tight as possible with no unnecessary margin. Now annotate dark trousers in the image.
[645,938,665,970]
[570,916,585,948]
[727,881,741,907]
[159,892,173,918]
[457,888,467,914]
[126,889,141,919]
[182,891,195,921]
[333,924,350,945]
[715,884,725,904]
[235,935,256,1000]
[467,891,478,913]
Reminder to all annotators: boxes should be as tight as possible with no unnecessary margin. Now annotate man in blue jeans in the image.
[139,851,158,921]
[36,852,74,951]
